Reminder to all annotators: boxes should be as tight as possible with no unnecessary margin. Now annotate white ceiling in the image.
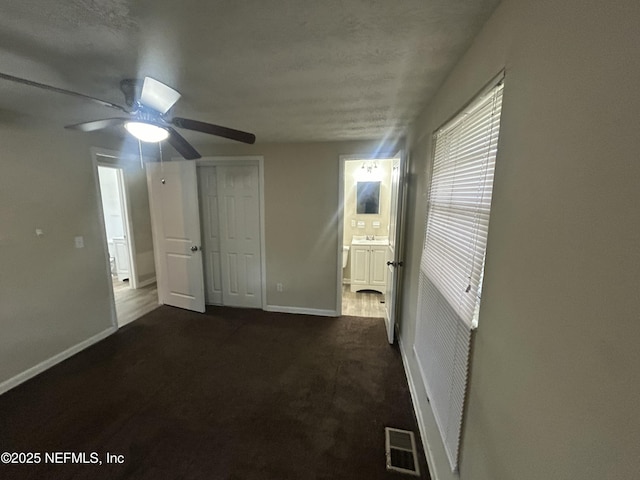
[0,0,500,145]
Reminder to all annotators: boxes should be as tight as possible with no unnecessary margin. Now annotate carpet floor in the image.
[0,306,429,479]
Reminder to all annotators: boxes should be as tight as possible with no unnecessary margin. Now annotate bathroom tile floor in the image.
[341,284,386,318]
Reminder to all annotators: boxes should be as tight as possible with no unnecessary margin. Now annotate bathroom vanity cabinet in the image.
[350,240,387,294]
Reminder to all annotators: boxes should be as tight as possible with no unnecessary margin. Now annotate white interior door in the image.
[147,161,205,313]
[217,165,262,308]
[384,156,404,344]
[198,166,223,304]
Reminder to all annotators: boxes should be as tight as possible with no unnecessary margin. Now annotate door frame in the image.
[93,149,139,289]
[337,150,407,329]
[195,156,267,310]
[91,147,151,328]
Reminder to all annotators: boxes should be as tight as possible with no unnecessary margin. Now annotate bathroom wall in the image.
[342,158,393,281]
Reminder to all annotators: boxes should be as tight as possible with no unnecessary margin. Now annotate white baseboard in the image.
[0,326,117,396]
[264,305,338,317]
[399,335,441,480]
[137,276,157,288]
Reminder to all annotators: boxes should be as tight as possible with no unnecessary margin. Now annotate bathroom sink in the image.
[351,235,389,245]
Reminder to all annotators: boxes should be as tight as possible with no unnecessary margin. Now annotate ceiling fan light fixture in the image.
[124,121,169,143]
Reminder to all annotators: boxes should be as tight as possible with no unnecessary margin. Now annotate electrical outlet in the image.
[276,282,283,292]
[74,236,84,249]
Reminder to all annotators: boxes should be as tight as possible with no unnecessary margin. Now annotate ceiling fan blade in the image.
[0,71,128,113]
[167,127,201,160]
[140,77,181,114]
[65,118,127,132]
[171,117,256,144]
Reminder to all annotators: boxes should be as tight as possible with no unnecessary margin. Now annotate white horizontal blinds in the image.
[415,275,473,470]
[422,82,503,328]
[414,80,503,472]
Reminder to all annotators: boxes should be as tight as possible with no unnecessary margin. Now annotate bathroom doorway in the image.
[97,165,135,287]
[338,152,406,343]
[93,149,159,327]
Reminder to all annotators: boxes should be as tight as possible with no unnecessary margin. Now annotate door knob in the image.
[190,245,199,252]
[386,260,404,267]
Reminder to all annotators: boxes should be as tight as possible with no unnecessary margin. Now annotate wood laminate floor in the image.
[341,284,386,318]
[112,277,159,327]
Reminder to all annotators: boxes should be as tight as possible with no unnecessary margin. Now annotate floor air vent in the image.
[385,427,420,476]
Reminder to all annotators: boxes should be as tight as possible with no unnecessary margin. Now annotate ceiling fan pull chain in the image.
[159,141,165,181]
[137,138,144,170]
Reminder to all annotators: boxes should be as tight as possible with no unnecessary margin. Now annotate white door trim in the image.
[92,148,149,289]
[91,147,152,328]
[91,152,118,329]
[95,161,137,288]
[392,148,410,338]
[195,156,267,311]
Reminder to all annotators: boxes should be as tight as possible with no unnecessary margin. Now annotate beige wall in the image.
[195,141,400,312]
[400,0,640,478]
[0,126,120,387]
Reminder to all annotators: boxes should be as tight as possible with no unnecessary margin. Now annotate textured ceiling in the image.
[0,0,500,144]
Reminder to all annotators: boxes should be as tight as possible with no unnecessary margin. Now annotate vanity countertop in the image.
[351,235,389,246]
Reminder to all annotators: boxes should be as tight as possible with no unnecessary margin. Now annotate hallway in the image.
[112,278,159,327]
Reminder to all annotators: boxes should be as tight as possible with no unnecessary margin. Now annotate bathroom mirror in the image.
[356,181,381,214]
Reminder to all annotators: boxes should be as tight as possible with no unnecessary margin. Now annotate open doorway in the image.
[341,158,393,317]
[338,152,405,343]
[98,166,135,286]
[94,150,159,327]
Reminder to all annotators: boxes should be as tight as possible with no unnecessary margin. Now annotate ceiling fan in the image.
[0,72,256,160]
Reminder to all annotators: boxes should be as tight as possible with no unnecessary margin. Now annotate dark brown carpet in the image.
[0,306,428,479]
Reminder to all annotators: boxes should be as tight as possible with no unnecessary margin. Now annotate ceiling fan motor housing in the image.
[119,78,141,108]
[132,107,167,126]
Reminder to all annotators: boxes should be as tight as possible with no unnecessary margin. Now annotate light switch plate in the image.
[74,236,84,249]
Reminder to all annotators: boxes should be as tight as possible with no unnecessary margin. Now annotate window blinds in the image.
[414,79,503,471]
